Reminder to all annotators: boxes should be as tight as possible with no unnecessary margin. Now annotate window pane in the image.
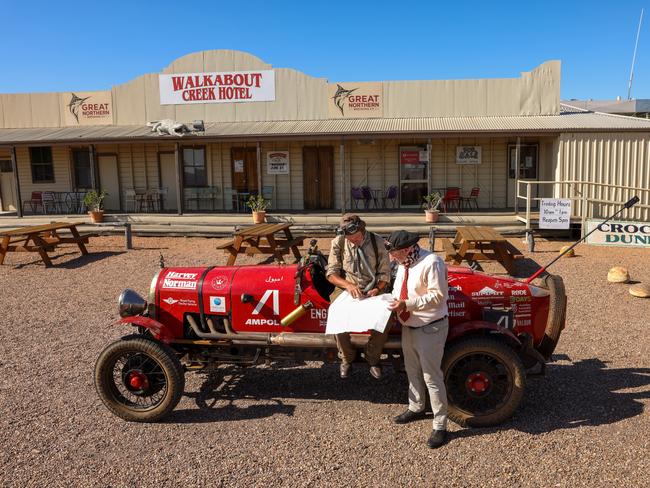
[183,148,194,164]
[73,150,92,188]
[30,147,54,182]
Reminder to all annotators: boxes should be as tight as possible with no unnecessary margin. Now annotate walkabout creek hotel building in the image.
[0,50,649,220]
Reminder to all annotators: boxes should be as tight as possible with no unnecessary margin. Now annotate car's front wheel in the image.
[443,337,525,427]
[94,336,184,422]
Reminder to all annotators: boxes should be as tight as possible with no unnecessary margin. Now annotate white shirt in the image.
[391,250,448,327]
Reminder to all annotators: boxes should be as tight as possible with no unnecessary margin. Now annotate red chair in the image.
[441,187,461,212]
[23,191,43,213]
[461,187,480,210]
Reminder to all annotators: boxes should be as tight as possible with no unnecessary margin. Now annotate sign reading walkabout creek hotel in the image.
[159,70,276,105]
[585,219,650,247]
[328,82,383,118]
[61,91,113,126]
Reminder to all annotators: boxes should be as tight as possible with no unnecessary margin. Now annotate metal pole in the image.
[340,140,346,213]
[526,196,639,283]
[124,223,132,250]
[256,141,262,195]
[174,143,183,215]
[627,8,644,100]
[11,146,23,218]
[89,145,96,190]
[514,137,520,214]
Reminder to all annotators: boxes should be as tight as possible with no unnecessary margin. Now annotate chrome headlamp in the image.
[118,289,147,318]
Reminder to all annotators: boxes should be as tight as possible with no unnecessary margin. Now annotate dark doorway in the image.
[231,147,258,193]
[303,146,334,210]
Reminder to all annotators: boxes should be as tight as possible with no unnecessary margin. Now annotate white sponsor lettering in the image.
[245,318,281,326]
[449,285,462,292]
[253,290,280,315]
[511,289,528,296]
[166,272,198,279]
[265,276,284,283]
[472,286,504,297]
[310,309,328,320]
[449,310,466,317]
[162,279,197,290]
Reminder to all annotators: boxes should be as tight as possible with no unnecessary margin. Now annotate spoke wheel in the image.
[443,337,525,427]
[95,336,184,422]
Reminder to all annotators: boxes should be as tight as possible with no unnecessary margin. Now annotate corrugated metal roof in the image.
[1,106,649,145]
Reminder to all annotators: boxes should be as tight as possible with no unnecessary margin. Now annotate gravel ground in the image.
[0,234,649,487]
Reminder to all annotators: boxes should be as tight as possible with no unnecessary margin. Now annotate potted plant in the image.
[84,189,108,223]
[423,192,442,223]
[246,194,270,224]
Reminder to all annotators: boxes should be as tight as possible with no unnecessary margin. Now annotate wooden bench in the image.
[217,223,304,266]
[0,222,96,267]
[441,237,459,261]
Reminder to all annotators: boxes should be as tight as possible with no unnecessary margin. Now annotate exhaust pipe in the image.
[185,315,401,349]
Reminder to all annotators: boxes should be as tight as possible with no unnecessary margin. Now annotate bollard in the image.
[124,223,132,250]
[526,230,535,253]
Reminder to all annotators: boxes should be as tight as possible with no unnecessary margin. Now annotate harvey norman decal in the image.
[159,70,275,105]
[586,219,650,247]
[162,271,198,289]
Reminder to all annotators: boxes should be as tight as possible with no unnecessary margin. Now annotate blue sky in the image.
[2,1,648,100]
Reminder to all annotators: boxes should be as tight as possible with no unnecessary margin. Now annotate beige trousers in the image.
[335,327,391,366]
[401,318,449,430]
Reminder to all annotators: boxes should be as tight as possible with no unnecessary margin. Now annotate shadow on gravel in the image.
[166,363,406,423]
[11,250,124,269]
[456,357,650,438]
[167,358,650,431]
[56,251,126,269]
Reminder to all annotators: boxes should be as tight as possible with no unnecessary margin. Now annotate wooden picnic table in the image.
[441,225,523,274]
[0,222,95,267]
[216,222,305,266]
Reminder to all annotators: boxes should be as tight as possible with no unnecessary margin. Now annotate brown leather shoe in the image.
[426,429,448,449]
[393,409,426,424]
[339,363,351,379]
[369,365,382,380]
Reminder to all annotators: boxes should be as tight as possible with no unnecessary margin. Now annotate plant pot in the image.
[424,209,439,223]
[252,210,266,224]
[89,210,104,223]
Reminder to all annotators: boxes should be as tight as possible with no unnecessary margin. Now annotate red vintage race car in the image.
[94,243,567,426]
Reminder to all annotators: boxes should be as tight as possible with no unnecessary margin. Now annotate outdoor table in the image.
[216,222,305,266]
[0,221,96,267]
[442,226,523,274]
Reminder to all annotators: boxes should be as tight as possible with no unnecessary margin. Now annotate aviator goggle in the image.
[336,221,362,236]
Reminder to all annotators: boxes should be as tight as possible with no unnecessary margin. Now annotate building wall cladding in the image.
[10,136,562,211]
[556,133,650,221]
[0,50,561,128]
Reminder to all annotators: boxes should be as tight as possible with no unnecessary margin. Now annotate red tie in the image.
[398,267,410,323]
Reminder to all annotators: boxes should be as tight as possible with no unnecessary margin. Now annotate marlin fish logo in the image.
[332,84,357,115]
[68,93,90,123]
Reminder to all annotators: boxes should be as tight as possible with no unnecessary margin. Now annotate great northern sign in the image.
[585,219,650,247]
[159,70,275,105]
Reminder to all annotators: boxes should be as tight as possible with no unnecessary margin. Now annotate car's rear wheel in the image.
[94,336,184,422]
[443,337,525,427]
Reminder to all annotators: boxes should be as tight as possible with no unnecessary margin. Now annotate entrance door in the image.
[231,147,258,194]
[507,144,539,209]
[159,152,178,211]
[97,155,121,211]
[0,160,16,211]
[303,146,334,210]
[399,145,429,207]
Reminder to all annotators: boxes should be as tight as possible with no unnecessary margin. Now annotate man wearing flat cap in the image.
[386,230,449,449]
[326,214,391,379]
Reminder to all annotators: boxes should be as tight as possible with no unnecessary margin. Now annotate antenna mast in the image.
[627,8,644,100]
